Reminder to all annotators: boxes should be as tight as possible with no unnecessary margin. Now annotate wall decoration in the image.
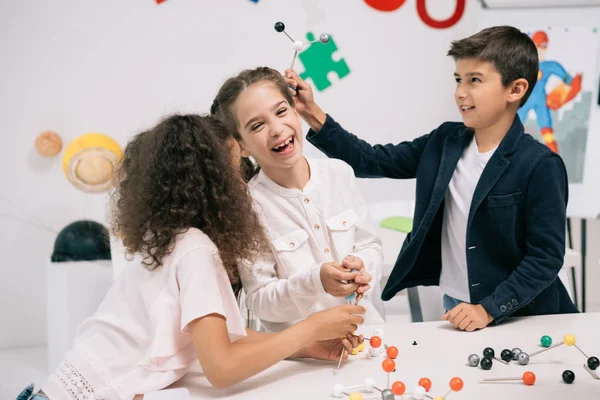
[364,0,466,29]
[519,26,599,183]
[35,130,63,158]
[62,133,123,192]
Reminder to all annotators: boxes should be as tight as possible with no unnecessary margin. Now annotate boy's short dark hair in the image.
[447,25,538,106]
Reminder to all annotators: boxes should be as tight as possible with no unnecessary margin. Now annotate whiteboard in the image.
[478,7,600,219]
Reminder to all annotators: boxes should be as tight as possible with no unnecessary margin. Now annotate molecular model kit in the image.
[467,333,599,384]
[273,21,329,70]
[332,329,464,400]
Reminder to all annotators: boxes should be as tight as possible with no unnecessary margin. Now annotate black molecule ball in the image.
[483,347,495,359]
[274,21,285,32]
[501,349,513,362]
[562,370,575,384]
[480,357,493,370]
[588,356,599,370]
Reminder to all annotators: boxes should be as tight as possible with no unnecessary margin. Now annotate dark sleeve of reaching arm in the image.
[306,114,432,179]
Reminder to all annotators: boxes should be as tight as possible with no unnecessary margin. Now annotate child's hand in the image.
[442,303,494,332]
[307,304,365,341]
[342,255,371,295]
[294,333,365,361]
[284,69,315,115]
[320,262,360,297]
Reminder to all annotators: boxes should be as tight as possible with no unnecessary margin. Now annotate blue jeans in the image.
[16,384,48,400]
[443,294,466,313]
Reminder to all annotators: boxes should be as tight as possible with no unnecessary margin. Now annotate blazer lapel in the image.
[468,116,524,226]
[426,131,472,219]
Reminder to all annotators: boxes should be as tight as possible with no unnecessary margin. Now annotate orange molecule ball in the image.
[450,377,464,391]
[386,346,399,359]
[522,371,536,386]
[419,378,431,392]
[382,358,396,373]
[370,336,382,348]
[391,381,406,395]
[418,377,432,391]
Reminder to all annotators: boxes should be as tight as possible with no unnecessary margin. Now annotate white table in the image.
[165,312,600,399]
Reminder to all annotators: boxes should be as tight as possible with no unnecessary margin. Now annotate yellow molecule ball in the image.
[433,397,445,400]
[351,347,360,355]
[358,342,366,352]
[349,392,363,400]
[564,334,576,346]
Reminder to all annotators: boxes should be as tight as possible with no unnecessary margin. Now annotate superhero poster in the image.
[518,26,599,184]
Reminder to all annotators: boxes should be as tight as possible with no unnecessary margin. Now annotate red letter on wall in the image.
[416,0,465,29]
[364,0,407,12]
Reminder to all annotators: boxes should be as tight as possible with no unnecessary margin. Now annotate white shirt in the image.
[240,158,385,332]
[42,228,246,400]
[440,137,497,302]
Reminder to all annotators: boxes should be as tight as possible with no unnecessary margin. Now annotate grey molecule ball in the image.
[518,352,530,365]
[511,348,522,361]
[319,33,330,43]
[468,354,480,367]
[381,389,395,400]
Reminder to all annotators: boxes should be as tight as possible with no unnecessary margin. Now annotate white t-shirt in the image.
[440,137,497,302]
[42,228,247,400]
[240,158,385,332]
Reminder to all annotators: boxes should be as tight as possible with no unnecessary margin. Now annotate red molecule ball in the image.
[391,381,406,395]
[450,377,464,392]
[382,358,396,373]
[522,371,536,386]
[418,377,432,391]
[370,336,382,349]
[386,346,399,359]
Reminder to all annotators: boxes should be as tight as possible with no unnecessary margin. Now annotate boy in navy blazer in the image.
[284,25,578,331]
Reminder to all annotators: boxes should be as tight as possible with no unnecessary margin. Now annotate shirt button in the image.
[512,299,518,306]
[324,248,330,254]
[342,221,348,226]
[303,198,310,204]
[289,242,295,248]
[500,305,507,313]
[314,224,320,230]
[506,302,513,310]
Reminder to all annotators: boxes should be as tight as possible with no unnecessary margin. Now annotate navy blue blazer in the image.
[307,114,578,323]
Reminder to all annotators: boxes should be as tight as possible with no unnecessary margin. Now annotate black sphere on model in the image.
[500,349,513,362]
[588,356,600,370]
[562,370,575,384]
[483,347,495,359]
[480,357,493,370]
[274,21,285,32]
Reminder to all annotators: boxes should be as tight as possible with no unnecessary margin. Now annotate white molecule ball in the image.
[369,346,379,357]
[319,33,330,43]
[333,383,345,398]
[364,377,375,392]
[293,40,304,51]
[413,385,426,400]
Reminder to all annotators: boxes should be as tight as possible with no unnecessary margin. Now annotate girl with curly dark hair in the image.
[19,114,365,400]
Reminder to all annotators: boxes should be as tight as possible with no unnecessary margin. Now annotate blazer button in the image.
[506,302,513,310]
[500,305,507,313]
[512,299,518,306]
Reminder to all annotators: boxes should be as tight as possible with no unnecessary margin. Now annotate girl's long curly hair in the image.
[109,114,266,291]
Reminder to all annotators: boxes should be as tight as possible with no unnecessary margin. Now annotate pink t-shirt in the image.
[42,228,247,400]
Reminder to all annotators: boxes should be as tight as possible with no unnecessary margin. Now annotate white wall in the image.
[0,0,479,348]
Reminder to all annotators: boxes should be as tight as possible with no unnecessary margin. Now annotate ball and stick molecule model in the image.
[273,21,330,70]
[479,371,536,386]
[333,334,464,399]
[468,333,599,382]
[468,334,598,369]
